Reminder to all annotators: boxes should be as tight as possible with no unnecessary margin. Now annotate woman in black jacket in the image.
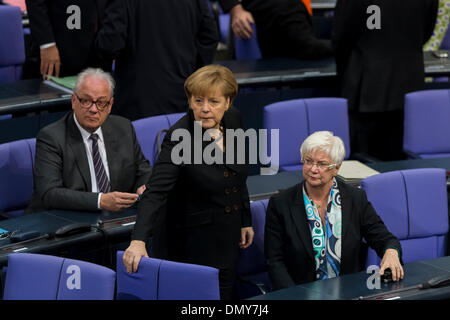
[265,131,403,290]
[123,65,254,300]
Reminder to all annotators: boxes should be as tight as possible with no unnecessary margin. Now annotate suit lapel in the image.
[101,118,120,191]
[290,183,314,261]
[338,180,352,272]
[66,113,92,191]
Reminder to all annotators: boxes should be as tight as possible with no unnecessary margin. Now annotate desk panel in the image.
[250,256,450,300]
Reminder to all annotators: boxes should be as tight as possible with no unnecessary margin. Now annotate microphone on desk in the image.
[419,275,450,290]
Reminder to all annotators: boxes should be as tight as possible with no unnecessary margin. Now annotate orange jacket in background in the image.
[302,0,312,15]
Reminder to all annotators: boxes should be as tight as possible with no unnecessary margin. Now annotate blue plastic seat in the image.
[361,168,448,266]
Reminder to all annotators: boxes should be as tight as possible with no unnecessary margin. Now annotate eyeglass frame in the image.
[302,158,338,170]
[74,93,112,111]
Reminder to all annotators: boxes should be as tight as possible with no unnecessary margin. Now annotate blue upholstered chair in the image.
[361,168,448,266]
[403,89,450,159]
[3,253,116,300]
[0,5,25,83]
[263,98,350,172]
[236,199,271,299]
[158,259,220,300]
[132,115,170,165]
[0,139,34,218]
[166,112,185,127]
[116,251,160,300]
[234,24,262,60]
[116,251,220,300]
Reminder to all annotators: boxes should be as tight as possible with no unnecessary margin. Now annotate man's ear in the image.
[71,94,76,111]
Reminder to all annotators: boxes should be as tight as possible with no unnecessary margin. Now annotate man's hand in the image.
[240,226,254,249]
[230,4,255,39]
[123,240,149,273]
[40,45,61,78]
[100,191,139,211]
[136,184,146,195]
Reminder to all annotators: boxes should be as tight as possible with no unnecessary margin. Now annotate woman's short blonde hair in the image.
[300,131,346,165]
[184,65,238,103]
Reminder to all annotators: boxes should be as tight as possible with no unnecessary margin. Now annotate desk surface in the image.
[250,256,450,300]
[0,208,137,265]
[219,52,450,88]
[0,79,71,115]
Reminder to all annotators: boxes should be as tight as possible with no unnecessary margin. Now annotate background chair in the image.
[132,112,185,166]
[3,253,116,300]
[0,138,34,218]
[361,168,448,266]
[158,259,220,300]
[234,24,262,60]
[116,251,161,300]
[235,199,271,299]
[403,89,450,159]
[263,98,350,172]
[132,115,170,166]
[0,5,25,83]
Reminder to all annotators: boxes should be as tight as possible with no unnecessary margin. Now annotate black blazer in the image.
[132,107,252,269]
[96,0,219,120]
[25,0,111,76]
[333,0,438,113]
[27,112,152,213]
[265,179,402,290]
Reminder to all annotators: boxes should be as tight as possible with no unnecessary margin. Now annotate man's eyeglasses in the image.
[74,93,111,110]
[302,158,337,170]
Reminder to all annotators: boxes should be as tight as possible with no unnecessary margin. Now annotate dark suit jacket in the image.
[333,0,438,112]
[219,0,332,59]
[132,107,251,270]
[26,112,152,213]
[265,180,402,290]
[96,0,219,120]
[25,0,111,76]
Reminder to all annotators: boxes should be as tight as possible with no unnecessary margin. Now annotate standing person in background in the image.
[25,0,111,78]
[218,0,333,59]
[333,0,438,161]
[96,0,219,121]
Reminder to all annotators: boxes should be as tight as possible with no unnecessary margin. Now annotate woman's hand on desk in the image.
[123,240,149,273]
[240,227,254,249]
[380,248,404,282]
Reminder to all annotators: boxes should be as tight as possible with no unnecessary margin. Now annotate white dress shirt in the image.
[73,115,111,209]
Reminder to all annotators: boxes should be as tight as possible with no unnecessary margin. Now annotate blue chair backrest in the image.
[0,138,34,217]
[234,24,262,60]
[133,115,170,166]
[3,253,116,300]
[0,5,25,83]
[263,98,350,172]
[158,259,220,300]
[116,251,161,300]
[132,112,186,166]
[361,168,448,266]
[403,89,450,158]
[116,250,219,300]
[236,199,271,299]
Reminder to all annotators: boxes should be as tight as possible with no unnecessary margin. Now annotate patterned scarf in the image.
[303,178,342,280]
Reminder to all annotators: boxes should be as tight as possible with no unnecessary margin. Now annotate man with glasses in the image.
[26,68,152,213]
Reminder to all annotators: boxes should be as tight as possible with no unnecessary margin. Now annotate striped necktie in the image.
[90,133,111,193]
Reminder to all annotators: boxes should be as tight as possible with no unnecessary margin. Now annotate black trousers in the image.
[349,110,405,161]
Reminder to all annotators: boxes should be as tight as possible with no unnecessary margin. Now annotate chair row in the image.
[2,168,448,299]
[239,168,449,298]
[3,251,220,300]
[0,113,184,217]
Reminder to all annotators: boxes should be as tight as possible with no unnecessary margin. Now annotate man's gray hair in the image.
[300,131,346,165]
[74,68,115,97]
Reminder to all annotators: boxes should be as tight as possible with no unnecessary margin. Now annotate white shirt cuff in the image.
[97,193,102,209]
[40,42,56,50]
